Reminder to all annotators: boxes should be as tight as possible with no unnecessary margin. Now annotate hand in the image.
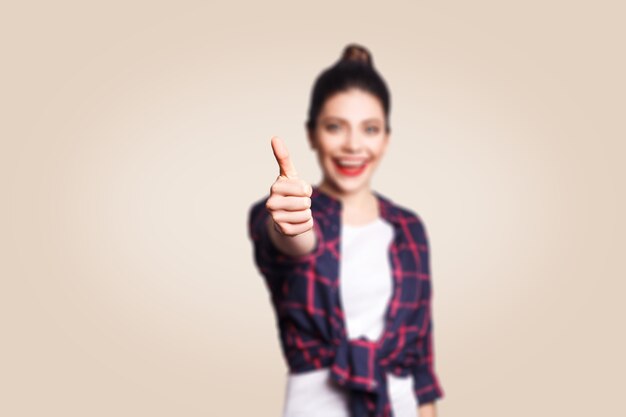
[265,136,313,237]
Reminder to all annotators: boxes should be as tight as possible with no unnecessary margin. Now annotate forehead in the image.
[319,88,384,122]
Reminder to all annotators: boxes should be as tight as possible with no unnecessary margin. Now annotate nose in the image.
[342,131,363,152]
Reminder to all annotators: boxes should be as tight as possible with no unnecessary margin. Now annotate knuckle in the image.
[280,223,293,236]
[299,219,313,234]
[273,221,285,234]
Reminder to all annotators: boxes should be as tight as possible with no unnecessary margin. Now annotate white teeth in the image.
[336,160,366,167]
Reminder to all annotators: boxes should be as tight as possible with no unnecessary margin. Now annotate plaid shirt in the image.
[248,186,444,417]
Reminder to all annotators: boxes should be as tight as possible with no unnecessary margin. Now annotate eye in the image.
[326,123,341,132]
[365,125,380,134]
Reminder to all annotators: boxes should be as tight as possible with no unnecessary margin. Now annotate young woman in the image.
[248,44,444,417]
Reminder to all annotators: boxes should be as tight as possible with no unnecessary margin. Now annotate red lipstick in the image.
[333,159,368,177]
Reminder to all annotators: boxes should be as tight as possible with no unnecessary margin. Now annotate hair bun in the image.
[340,43,373,67]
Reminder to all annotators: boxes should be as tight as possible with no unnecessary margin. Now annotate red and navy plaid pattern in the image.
[248,186,444,417]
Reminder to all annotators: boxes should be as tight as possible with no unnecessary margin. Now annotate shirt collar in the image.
[311,185,400,224]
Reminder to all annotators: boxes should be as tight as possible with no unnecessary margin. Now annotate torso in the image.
[282,216,419,417]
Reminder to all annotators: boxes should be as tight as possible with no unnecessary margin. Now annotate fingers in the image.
[271,136,299,179]
[270,178,313,198]
[273,217,314,237]
[271,208,313,224]
[266,192,313,236]
[266,194,311,211]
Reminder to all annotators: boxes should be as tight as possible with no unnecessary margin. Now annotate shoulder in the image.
[248,193,271,239]
[249,193,269,217]
[378,192,429,243]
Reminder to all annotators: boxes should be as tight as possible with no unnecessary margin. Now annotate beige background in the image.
[1,1,624,416]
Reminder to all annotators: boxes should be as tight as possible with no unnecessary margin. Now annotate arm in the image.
[418,401,437,417]
[248,198,321,298]
[410,214,445,407]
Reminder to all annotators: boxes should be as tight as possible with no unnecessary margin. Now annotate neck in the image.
[316,180,379,221]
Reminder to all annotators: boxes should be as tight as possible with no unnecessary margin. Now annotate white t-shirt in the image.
[282,217,419,417]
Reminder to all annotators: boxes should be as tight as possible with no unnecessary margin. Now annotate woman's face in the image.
[308,88,390,195]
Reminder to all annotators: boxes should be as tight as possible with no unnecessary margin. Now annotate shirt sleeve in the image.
[247,196,324,294]
[410,214,445,405]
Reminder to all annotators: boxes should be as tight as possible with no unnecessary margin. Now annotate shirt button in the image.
[370,380,377,389]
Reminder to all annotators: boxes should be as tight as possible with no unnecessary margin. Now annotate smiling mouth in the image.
[333,158,369,176]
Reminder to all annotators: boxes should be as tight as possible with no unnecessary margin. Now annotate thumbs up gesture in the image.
[266,136,314,237]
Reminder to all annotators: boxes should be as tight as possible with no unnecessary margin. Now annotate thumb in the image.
[271,136,299,178]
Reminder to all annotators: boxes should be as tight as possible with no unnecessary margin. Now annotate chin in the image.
[329,176,370,194]
[322,161,375,194]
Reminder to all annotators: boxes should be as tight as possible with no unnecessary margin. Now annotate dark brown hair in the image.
[305,43,391,134]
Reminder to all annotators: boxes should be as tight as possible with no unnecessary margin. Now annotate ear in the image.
[381,130,391,153]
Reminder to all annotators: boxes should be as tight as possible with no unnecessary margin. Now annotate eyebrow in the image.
[320,116,382,124]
